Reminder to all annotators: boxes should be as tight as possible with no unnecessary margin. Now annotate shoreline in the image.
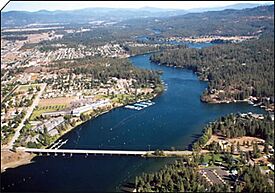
[200,97,274,112]
[155,60,273,113]
[1,151,35,173]
[1,91,162,172]
[50,91,162,148]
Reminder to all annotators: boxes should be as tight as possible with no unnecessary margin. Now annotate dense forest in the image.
[51,57,162,88]
[193,113,274,151]
[212,114,274,144]
[150,37,274,105]
[135,157,229,192]
[135,155,273,192]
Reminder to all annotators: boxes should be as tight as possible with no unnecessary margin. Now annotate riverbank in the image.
[200,95,274,112]
[1,150,35,173]
[157,62,273,113]
[1,88,163,172]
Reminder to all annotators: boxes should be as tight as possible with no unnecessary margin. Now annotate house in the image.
[267,163,274,171]
[48,129,59,136]
[230,169,238,176]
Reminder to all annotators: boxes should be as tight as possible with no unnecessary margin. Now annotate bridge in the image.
[17,147,193,157]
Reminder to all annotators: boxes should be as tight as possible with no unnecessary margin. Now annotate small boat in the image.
[248,101,254,105]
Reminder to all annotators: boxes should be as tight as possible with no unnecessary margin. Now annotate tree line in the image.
[135,154,273,192]
[52,57,162,88]
[193,113,274,151]
[150,37,274,105]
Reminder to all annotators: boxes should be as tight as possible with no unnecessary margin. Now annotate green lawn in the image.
[203,153,223,163]
[17,84,41,92]
[94,94,108,100]
[261,165,269,170]
[110,94,136,103]
[30,105,67,120]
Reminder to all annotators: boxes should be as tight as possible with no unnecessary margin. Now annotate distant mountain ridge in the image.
[118,4,274,37]
[1,7,187,27]
[1,3,273,28]
[186,2,273,13]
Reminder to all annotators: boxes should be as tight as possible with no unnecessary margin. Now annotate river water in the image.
[1,44,266,192]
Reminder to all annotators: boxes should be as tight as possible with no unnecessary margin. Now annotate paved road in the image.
[163,150,193,155]
[1,85,19,103]
[7,83,47,149]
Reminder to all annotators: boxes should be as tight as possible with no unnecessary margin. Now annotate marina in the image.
[124,100,155,110]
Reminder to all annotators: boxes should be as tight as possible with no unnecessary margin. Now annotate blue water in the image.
[136,34,215,49]
[1,47,266,192]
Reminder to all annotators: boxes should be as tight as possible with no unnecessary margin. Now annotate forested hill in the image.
[150,36,274,109]
[120,4,274,37]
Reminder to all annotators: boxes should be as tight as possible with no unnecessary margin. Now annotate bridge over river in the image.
[16,147,193,157]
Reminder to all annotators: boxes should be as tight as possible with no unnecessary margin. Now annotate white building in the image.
[72,99,110,116]
[36,116,64,136]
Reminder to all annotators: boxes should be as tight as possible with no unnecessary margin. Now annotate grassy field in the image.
[17,84,41,92]
[30,105,67,120]
[111,94,138,104]
[203,153,223,163]
[261,165,269,170]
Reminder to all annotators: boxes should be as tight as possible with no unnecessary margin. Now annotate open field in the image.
[206,135,265,152]
[30,97,76,120]
[38,96,76,106]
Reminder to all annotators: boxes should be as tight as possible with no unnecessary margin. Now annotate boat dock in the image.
[124,100,155,111]
[49,139,68,149]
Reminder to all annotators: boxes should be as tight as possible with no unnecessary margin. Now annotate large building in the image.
[35,117,64,136]
[72,99,110,116]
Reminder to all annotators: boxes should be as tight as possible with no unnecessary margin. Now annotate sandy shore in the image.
[1,150,35,173]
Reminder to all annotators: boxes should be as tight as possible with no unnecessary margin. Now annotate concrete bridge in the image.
[17,147,193,157]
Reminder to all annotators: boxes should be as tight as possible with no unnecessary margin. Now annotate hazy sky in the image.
[3,1,273,12]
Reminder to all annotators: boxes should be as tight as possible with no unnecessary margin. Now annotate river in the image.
[1,44,266,192]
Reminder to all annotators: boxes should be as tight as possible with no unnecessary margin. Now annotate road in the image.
[7,83,47,149]
[162,150,193,156]
[1,85,19,103]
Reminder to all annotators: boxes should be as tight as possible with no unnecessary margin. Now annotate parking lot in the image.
[199,167,229,185]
